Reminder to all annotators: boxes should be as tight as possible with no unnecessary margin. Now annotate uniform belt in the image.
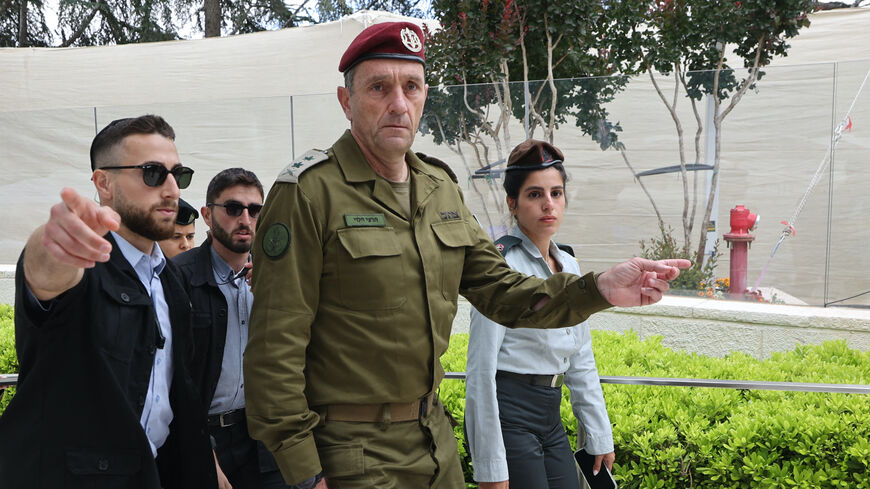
[496,370,565,388]
[207,408,246,428]
[318,393,437,423]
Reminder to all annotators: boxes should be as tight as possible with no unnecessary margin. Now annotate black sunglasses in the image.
[101,163,194,189]
[208,200,263,218]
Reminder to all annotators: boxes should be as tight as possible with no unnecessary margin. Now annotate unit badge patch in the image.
[262,223,291,258]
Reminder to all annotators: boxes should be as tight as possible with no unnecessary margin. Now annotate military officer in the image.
[245,21,690,489]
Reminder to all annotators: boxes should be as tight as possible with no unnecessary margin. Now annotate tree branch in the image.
[679,67,703,239]
[61,1,104,47]
[648,67,689,245]
[718,34,765,122]
[545,13,557,142]
[619,148,665,229]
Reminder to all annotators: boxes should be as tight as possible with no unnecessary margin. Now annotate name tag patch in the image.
[439,211,460,221]
[344,214,386,227]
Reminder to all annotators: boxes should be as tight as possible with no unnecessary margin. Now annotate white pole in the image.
[703,93,719,265]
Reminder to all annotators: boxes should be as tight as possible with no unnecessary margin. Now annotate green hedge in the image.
[2,308,868,487]
[0,304,16,414]
[441,331,870,489]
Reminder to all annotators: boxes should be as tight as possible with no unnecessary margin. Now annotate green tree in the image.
[606,0,815,267]
[1,0,427,46]
[424,0,629,235]
[183,0,320,38]
[54,0,179,46]
[315,0,428,22]
[0,0,52,47]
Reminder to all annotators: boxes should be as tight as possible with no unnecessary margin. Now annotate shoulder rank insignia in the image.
[493,235,522,256]
[276,149,328,183]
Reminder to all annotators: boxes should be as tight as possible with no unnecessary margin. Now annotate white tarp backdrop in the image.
[1,9,868,306]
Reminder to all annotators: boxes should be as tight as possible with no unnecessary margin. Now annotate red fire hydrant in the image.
[723,205,759,298]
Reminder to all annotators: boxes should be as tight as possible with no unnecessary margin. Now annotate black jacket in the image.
[173,239,282,475]
[0,234,217,489]
[172,239,228,410]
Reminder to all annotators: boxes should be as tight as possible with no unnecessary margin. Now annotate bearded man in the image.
[173,168,302,489]
[0,115,217,489]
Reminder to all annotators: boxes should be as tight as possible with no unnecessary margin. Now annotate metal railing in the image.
[443,372,870,394]
[3,373,869,395]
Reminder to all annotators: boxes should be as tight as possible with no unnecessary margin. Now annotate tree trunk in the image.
[18,0,27,47]
[648,67,690,249]
[204,0,221,37]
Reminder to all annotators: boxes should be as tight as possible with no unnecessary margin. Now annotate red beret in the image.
[506,139,565,171]
[339,21,426,73]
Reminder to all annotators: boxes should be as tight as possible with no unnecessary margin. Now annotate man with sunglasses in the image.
[159,197,199,259]
[0,115,216,488]
[173,168,298,489]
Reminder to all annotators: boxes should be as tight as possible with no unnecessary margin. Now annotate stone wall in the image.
[451,295,870,359]
[3,267,869,359]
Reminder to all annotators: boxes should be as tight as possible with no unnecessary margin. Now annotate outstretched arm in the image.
[23,188,120,300]
[596,258,691,307]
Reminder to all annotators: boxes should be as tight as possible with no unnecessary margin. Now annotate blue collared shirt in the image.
[465,226,614,482]
[111,231,174,458]
[208,246,251,414]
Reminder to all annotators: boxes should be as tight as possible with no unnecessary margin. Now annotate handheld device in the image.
[574,449,618,489]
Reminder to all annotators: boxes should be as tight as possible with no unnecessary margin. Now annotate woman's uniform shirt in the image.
[465,225,614,482]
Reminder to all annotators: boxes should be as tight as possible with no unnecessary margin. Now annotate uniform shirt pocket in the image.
[431,220,475,301]
[336,227,406,310]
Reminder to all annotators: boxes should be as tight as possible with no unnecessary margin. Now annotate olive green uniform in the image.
[245,130,611,487]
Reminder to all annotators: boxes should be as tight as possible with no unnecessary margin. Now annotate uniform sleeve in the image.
[458,211,611,329]
[564,322,614,455]
[561,254,613,455]
[245,182,324,485]
[465,306,509,483]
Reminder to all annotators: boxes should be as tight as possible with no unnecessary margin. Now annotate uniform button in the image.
[578,279,586,288]
[149,346,156,355]
[97,458,109,471]
[120,293,130,302]
[218,309,227,318]
[138,395,146,407]
[563,357,568,363]
[566,330,571,335]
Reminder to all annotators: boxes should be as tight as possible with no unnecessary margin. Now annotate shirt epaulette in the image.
[415,152,458,184]
[556,242,575,257]
[276,149,329,183]
[493,235,522,256]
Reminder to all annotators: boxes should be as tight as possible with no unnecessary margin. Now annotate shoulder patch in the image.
[494,235,522,256]
[262,223,291,259]
[556,242,575,257]
[416,152,458,184]
[276,149,328,183]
